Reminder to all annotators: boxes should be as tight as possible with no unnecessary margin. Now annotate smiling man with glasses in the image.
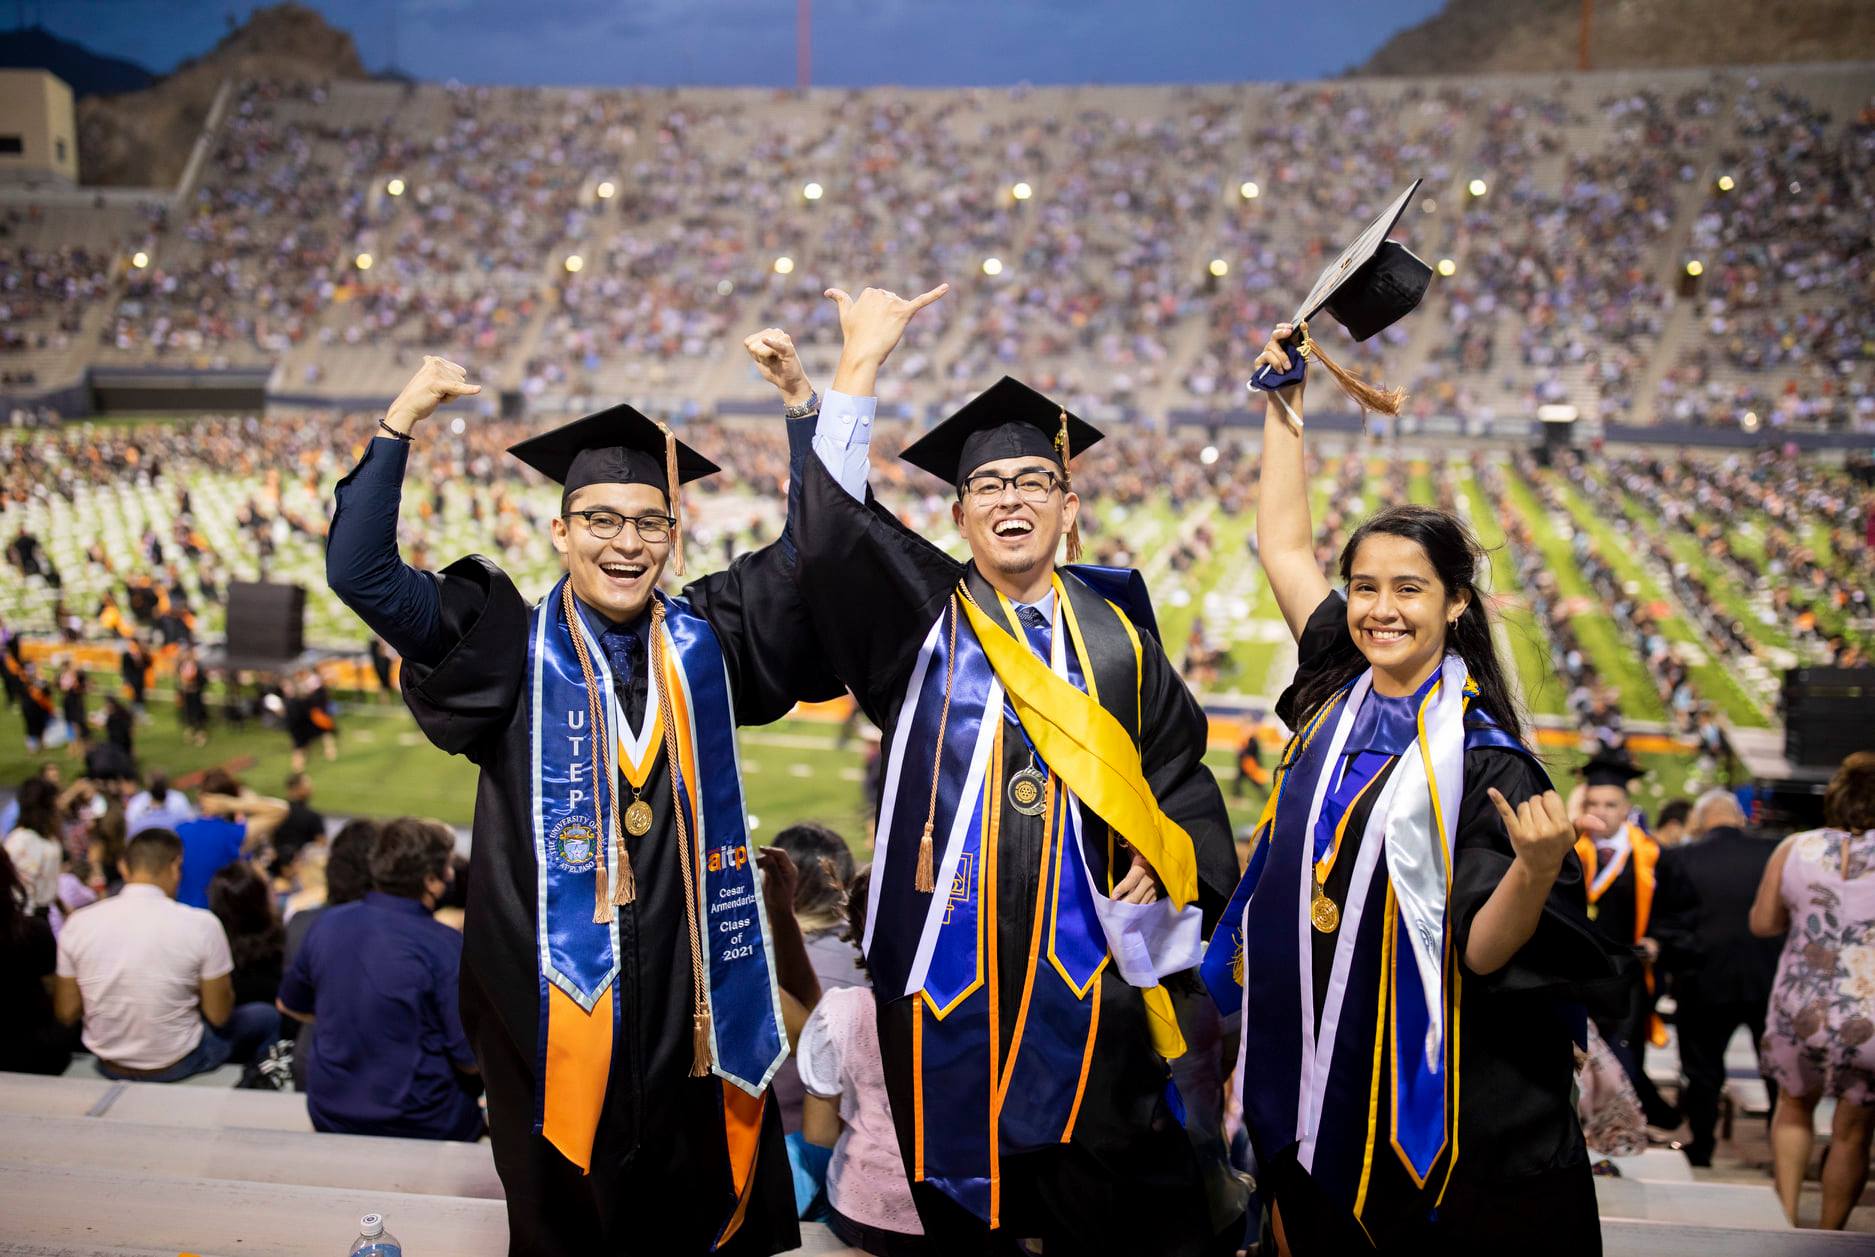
[323,355,843,1257]
[748,288,1238,1255]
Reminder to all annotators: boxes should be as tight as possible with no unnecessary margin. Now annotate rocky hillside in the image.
[1355,0,1875,77]
[77,3,366,189]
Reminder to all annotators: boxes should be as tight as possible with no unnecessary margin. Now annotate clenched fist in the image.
[743,328,814,408]
[384,355,480,435]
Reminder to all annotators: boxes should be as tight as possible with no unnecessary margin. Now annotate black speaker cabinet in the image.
[225,581,306,662]
[1784,667,1875,769]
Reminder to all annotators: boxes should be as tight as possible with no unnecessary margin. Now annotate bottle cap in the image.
[359,1214,384,1238]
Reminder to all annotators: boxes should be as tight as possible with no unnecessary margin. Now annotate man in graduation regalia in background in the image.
[324,356,843,1256]
[1576,749,1679,1129]
[753,287,1240,1255]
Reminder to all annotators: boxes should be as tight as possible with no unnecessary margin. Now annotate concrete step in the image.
[1595,1176,1789,1229]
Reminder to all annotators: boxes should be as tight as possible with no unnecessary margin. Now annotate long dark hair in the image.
[207,861,284,975]
[1289,505,1526,745]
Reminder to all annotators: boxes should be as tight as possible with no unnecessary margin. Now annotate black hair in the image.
[207,861,284,979]
[1656,799,1693,829]
[124,828,184,876]
[369,817,455,901]
[1289,504,1526,745]
[12,778,58,839]
[324,818,379,905]
[841,865,872,980]
[770,822,855,923]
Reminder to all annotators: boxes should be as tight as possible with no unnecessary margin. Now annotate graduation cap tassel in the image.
[1305,332,1406,418]
[1055,408,1084,563]
[916,596,961,895]
[658,420,685,577]
[610,836,635,907]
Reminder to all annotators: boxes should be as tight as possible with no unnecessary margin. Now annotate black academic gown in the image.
[1250,593,1633,1255]
[399,548,838,1257]
[796,459,1239,1255]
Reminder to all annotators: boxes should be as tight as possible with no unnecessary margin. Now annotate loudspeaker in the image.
[1784,667,1875,769]
[225,581,306,662]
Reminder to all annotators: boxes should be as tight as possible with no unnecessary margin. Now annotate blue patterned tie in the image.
[600,623,648,730]
[1016,604,1052,662]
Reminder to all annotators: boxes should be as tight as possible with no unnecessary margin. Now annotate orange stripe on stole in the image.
[713,1082,766,1248]
[542,984,613,1173]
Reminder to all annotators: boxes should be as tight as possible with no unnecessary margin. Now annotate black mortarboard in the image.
[1288,180,1433,343]
[507,404,718,574]
[1581,750,1646,790]
[900,376,1103,486]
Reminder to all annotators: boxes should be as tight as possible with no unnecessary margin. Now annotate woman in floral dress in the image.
[1752,751,1875,1228]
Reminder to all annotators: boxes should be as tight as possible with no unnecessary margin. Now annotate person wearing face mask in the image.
[1572,750,1680,1131]
[755,287,1239,1256]
[1205,322,1633,1255]
[323,356,843,1256]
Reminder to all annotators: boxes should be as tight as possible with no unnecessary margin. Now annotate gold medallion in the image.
[1007,767,1047,817]
[624,800,654,837]
[1310,890,1340,934]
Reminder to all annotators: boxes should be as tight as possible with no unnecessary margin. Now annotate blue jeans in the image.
[97,1003,281,1082]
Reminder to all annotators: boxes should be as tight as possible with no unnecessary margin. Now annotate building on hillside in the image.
[0,69,78,185]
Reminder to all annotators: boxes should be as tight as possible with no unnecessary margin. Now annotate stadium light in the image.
[1208,258,1229,278]
[1741,410,1761,432]
[1467,178,1488,198]
[1199,445,1219,466]
[130,251,149,269]
[596,180,617,200]
[1421,198,1437,214]
[1437,258,1457,277]
[981,257,1004,277]
[386,178,405,197]
[803,181,824,202]
[1238,180,1260,200]
[564,255,585,274]
[1011,181,1033,201]
[450,417,466,435]
[1685,259,1705,277]
[716,279,735,296]
[1715,174,1735,193]
[354,252,374,271]
[1537,404,1578,424]
[773,255,795,275]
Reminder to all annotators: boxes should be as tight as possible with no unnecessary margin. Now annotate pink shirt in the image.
[55,884,232,1069]
[796,986,922,1236]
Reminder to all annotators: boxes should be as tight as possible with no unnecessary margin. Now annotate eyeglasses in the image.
[960,470,1063,505]
[565,510,676,542]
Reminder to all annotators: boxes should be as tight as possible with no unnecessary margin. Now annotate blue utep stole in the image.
[864,567,1144,1228]
[527,577,786,1239]
[1201,670,1543,1228]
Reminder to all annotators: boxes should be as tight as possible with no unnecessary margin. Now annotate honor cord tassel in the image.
[916,597,960,894]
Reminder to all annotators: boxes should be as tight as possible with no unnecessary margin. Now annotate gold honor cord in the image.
[915,596,960,895]
[651,599,714,1076]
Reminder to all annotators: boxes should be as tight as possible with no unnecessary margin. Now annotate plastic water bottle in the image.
[348,1214,402,1256]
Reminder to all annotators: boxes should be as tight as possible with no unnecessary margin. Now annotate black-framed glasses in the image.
[565,509,676,542]
[960,470,1063,505]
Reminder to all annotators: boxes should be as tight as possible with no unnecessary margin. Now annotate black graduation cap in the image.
[1581,749,1646,790]
[899,376,1103,561]
[507,403,718,574]
[900,376,1103,486]
[1286,180,1433,344]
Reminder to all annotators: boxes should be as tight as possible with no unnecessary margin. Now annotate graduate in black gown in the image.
[753,288,1239,1255]
[1203,324,1634,1254]
[325,356,842,1257]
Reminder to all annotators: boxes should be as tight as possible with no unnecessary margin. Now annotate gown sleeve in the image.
[682,538,848,727]
[398,554,532,763]
[1272,590,1361,732]
[794,455,965,728]
[1137,629,1238,929]
[1449,748,1634,1004]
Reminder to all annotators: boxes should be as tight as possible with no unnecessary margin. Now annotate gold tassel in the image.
[1308,334,1406,417]
[690,1005,713,1077]
[610,838,635,906]
[1056,408,1083,562]
[914,821,936,893]
[593,848,616,925]
[658,419,685,576]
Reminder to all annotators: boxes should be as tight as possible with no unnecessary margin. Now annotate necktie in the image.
[600,623,648,731]
[1016,604,1052,663]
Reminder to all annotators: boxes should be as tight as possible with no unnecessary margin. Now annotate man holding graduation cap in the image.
[325,355,841,1255]
[755,287,1239,1254]
[1575,748,1680,1128]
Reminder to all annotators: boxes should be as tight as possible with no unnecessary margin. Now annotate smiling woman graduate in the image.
[324,356,843,1257]
[1200,200,1633,1252]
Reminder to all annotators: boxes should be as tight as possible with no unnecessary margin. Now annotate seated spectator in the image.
[270,771,326,874]
[173,769,288,909]
[283,817,377,963]
[126,772,195,836]
[770,822,865,994]
[54,828,279,1081]
[0,845,75,1074]
[276,817,482,1141]
[4,776,63,917]
[797,867,926,1255]
[208,861,285,1008]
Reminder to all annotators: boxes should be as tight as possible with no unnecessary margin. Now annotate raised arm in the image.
[325,356,482,667]
[1253,324,1332,640]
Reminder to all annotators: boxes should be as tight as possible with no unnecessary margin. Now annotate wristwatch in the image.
[782,391,820,420]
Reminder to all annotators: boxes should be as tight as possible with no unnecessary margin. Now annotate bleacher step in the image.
[1595,1177,1789,1229]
